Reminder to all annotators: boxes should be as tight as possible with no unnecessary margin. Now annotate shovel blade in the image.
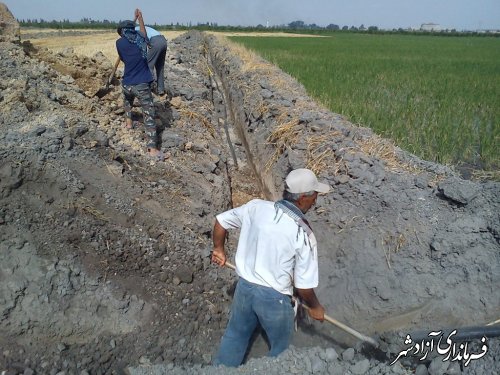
[94,85,112,98]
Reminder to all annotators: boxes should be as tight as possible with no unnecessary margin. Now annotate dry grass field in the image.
[21,29,322,62]
[21,29,186,62]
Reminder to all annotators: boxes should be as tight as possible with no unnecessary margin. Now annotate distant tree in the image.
[350,26,358,31]
[288,20,305,29]
[368,26,378,31]
[326,23,339,30]
[342,25,348,31]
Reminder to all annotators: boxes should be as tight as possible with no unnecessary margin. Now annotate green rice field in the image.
[230,34,500,172]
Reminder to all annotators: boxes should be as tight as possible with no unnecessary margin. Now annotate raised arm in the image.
[134,8,147,38]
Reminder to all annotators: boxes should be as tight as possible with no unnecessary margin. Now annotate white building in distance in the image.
[420,23,442,31]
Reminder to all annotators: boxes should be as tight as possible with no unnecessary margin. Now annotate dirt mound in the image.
[1,35,231,374]
[0,2,19,42]
[0,29,498,375]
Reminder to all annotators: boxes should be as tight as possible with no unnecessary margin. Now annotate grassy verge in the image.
[230,34,499,171]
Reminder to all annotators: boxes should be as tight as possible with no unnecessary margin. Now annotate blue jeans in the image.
[214,278,294,367]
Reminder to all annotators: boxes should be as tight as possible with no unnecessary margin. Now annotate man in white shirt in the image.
[211,168,330,367]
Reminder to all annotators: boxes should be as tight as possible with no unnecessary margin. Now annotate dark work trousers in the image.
[122,82,158,149]
[147,35,168,94]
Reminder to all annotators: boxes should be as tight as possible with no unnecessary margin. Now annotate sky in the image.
[4,0,500,31]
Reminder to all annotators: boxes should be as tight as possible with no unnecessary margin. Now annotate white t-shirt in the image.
[216,199,319,296]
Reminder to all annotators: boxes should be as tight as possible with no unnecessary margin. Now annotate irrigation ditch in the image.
[0,21,499,375]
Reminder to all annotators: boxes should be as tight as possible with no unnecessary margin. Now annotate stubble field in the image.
[21,28,185,62]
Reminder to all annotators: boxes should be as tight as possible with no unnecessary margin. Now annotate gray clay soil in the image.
[0,21,498,375]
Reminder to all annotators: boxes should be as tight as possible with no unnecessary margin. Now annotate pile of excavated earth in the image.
[0,7,499,375]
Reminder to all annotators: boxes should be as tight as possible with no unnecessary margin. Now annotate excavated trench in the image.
[136,32,500,374]
[0,27,499,375]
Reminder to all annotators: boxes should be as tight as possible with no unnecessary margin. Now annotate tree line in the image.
[18,18,499,37]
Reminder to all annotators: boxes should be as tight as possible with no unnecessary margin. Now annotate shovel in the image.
[94,56,121,98]
[224,260,379,347]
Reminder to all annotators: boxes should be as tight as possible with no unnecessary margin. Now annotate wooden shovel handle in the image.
[107,57,121,86]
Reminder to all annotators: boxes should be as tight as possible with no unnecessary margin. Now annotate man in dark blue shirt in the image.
[116,9,163,160]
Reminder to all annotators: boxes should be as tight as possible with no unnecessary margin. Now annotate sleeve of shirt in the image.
[215,199,258,230]
[116,41,123,61]
[293,235,319,289]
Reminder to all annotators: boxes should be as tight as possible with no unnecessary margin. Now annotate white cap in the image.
[285,168,330,194]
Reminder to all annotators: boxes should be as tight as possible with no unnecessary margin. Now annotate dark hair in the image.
[282,189,315,202]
